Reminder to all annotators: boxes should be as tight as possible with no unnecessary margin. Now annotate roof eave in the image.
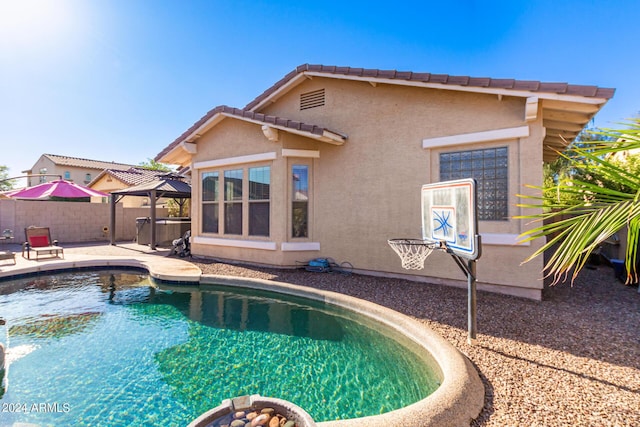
[249,70,612,112]
[247,73,309,112]
[159,110,346,164]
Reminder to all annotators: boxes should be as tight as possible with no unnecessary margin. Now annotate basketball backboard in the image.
[421,178,480,260]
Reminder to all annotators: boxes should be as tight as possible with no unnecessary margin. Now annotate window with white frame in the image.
[224,169,243,235]
[292,164,309,238]
[201,165,271,237]
[202,172,219,233]
[439,147,508,221]
[249,166,270,236]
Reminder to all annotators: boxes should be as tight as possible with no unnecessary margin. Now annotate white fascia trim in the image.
[422,125,530,149]
[281,149,320,158]
[219,113,344,145]
[281,242,321,251]
[184,113,226,143]
[193,236,277,250]
[193,152,277,170]
[303,71,609,105]
[481,233,530,246]
[249,74,308,111]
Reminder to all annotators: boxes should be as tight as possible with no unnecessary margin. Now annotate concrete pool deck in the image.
[0,241,201,282]
[0,241,484,427]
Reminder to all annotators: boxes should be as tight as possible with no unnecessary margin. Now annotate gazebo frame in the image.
[109,174,191,250]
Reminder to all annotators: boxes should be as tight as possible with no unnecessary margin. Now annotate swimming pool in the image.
[0,269,441,426]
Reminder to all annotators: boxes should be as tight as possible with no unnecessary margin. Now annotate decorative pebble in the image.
[230,420,245,427]
[261,407,275,415]
[268,416,281,427]
[283,421,295,427]
[250,413,270,427]
[246,411,258,420]
[234,411,246,419]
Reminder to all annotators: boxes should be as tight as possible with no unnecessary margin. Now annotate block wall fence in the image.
[0,199,168,244]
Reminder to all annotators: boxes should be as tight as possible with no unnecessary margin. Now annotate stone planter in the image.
[188,394,317,427]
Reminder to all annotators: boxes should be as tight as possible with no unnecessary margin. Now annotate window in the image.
[85,173,91,182]
[201,165,271,237]
[440,147,508,221]
[64,171,71,180]
[202,172,219,233]
[292,165,309,237]
[224,169,243,235]
[249,166,270,236]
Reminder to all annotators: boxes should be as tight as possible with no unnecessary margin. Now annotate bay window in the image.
[201,165,271,237]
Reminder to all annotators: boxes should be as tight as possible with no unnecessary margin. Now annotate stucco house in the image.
[24,154,135,187]
[156,64,614,300]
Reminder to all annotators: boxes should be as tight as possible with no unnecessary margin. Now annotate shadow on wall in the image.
[0,199,168,243]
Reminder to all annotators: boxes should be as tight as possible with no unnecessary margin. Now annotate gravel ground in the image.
[189,257,640,427]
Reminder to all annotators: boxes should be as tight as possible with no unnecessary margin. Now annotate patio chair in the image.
[22,226,64,260]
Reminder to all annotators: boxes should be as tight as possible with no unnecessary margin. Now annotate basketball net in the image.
[387,239,438,270]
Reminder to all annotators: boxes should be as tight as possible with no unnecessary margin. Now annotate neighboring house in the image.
[23,154,135,187]
[155,64,614,300]
[89,167,172,208]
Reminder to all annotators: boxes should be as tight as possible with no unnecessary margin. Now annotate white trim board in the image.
[281,242,321,251]
[481,233,530,246]
[422,126,530,149]
[281,149,320,158]
[192,236,277,251]
[193,152,277,170]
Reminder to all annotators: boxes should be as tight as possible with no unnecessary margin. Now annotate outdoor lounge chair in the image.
[22,226,64,260]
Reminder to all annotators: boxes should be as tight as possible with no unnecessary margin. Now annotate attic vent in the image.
[300,89,325,110]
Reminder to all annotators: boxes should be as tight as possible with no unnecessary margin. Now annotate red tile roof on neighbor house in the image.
[155,105,347,162]
[98,167,170,186]
[41,154,135,171]
[245,64,616,111]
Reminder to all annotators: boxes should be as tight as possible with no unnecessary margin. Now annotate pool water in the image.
[0,270,440,426]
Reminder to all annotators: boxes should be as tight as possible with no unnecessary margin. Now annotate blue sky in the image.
[1,0,639,185]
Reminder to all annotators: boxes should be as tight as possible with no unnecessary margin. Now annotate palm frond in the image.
[518,118,640,285]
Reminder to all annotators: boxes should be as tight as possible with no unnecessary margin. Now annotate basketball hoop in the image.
[388,178,482,345]
[387,239,439,270]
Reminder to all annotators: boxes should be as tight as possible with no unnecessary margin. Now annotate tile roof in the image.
[43,154,135,171]
[157,64,616,165]
[112,174,191,198]
[245,64,615,111]
[155,105,346,162]
[104,167,169,186]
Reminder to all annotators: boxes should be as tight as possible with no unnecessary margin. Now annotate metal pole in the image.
[467,259,477,345]
[150,190,157,250]
[109,195,116,245]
